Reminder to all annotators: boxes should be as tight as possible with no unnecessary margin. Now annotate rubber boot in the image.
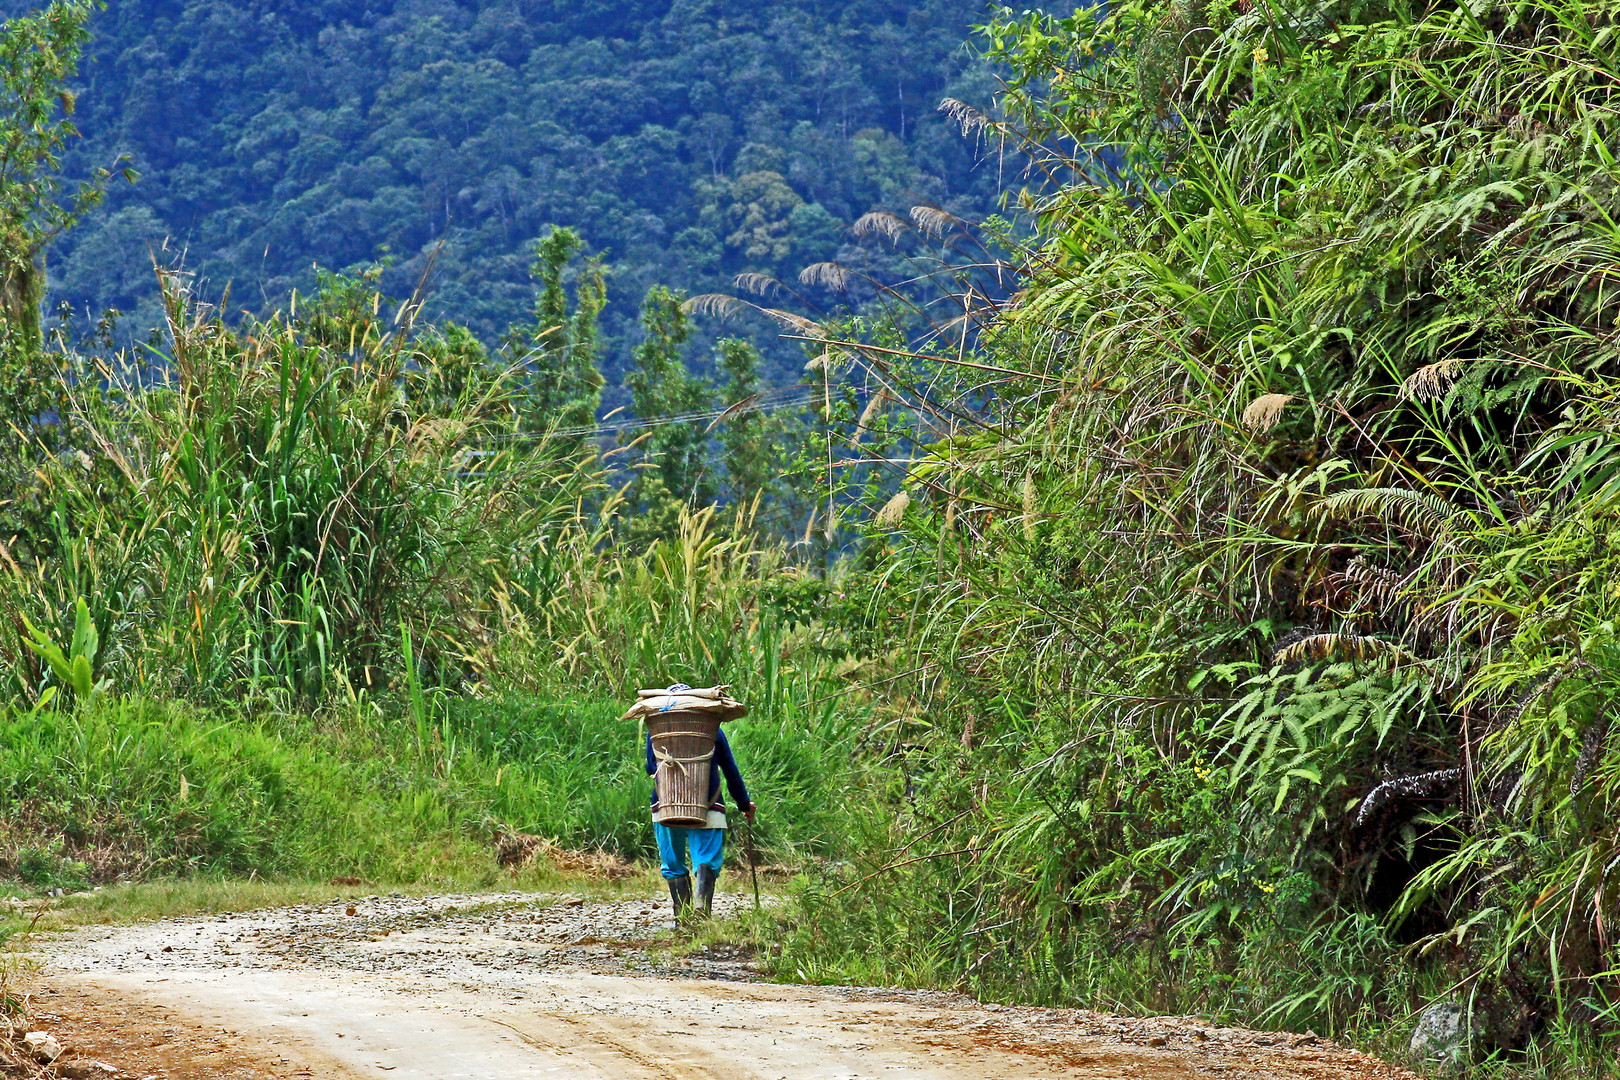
[667,874,693,924]
[694,865,717,917]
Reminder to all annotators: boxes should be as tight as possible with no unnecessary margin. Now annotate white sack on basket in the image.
[635,684,729,700]
[622,684,747,722]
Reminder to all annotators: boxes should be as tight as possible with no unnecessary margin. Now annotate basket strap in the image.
[652,742,716,777]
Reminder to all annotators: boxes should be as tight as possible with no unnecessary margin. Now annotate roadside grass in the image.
[0,904,42,1019]
[0,688,857,908]
[672,898,784,943]
[0,862,672,938]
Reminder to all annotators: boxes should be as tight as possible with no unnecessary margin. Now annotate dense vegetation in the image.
[10,0,1620,1073]
[779,0,1620,1071]
[18,0,1002,392]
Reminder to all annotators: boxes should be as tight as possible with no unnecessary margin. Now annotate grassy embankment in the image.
[0,689,854,909]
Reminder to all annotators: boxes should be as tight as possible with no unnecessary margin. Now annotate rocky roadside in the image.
[43,889,768,986]
[8,889,1426,1080]
[1,1022,120,1078]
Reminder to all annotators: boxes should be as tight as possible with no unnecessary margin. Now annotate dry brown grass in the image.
[493,831,637,880]
[1239,393,1296,432]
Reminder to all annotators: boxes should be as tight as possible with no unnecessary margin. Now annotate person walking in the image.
[648,723,755,921]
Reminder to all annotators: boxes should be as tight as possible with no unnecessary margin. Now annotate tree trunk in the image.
[0,249,45,354]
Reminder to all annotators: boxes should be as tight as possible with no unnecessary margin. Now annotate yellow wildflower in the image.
[1253,45,1269,64]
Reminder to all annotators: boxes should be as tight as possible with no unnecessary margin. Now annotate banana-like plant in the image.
[19,597,105,707]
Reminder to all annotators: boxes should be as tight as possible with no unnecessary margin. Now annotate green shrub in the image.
[11,846,89,892]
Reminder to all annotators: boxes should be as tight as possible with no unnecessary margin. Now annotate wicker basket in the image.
[647,710,723,826]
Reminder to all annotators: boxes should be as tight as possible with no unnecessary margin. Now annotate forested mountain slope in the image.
[27,0,1001,387]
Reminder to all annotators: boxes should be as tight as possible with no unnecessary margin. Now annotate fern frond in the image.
[1336,557,1417,616]
[1344,558,1404,590]
[1354,768,1462,826]
[1314,487,1459,535]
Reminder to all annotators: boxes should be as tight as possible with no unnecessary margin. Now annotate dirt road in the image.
[32,889,1417,1080]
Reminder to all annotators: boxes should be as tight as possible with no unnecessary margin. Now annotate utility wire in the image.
[469,385,821,445]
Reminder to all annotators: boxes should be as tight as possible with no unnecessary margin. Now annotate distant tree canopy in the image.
[19,0,1003,397]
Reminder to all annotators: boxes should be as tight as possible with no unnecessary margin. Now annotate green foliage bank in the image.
[766,0,1620,1069]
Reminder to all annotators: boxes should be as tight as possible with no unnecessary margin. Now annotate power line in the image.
[469,385,821,446]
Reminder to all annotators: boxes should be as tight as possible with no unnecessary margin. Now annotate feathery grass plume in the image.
[910,206,962,239]
[0,536,21,579]
[849,389,891,448]
[852,211,907,243]
[799,261,852,291]
[938,97,993,137]
[1239,393,1296,432]
[782,0,1620,1052]
[1274,633,1421,668]
[1,265,618,706]
[733,272,783,297]
[759,308,826,336]
[875,490,911,528]
[1401,358,1472,400]
[708,391,765,432]
[683,293,750,319]
[1022,471,1038,545]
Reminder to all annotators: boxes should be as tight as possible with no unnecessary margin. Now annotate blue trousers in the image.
[654,822,724,879]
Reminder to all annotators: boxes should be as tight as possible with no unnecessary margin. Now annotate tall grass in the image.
[759,0,1620,1070]
[1,270,596,706]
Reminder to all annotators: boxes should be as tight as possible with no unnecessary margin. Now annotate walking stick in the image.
[743,812,762,912]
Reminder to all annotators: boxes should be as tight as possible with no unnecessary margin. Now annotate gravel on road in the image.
[20,888,1421,1080]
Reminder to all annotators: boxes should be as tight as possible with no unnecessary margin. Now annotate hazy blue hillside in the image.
[31,0,1002,388]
